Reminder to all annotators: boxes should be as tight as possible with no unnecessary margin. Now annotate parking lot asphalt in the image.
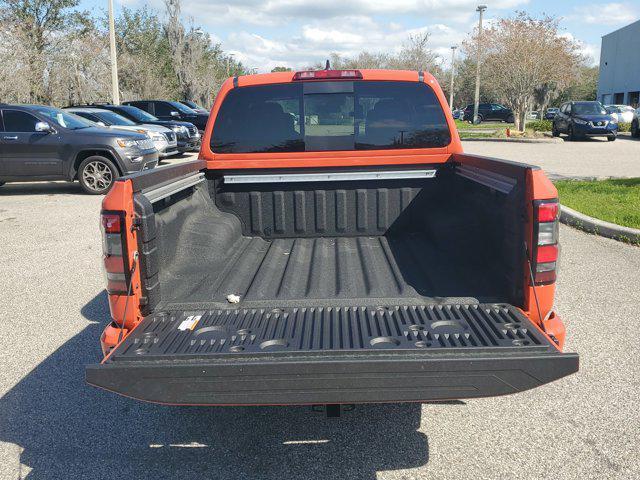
[1,161,639,479]
[463,136,640,180]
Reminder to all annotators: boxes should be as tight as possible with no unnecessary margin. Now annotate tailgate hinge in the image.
[131,216,142,232]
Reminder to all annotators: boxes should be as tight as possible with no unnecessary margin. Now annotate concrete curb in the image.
[461,137,562,144]
[560,204,640,245]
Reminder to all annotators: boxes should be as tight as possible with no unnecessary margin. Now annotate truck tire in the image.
[78,156,119,195]
[607,135,616,142]
[567,125,576,141]
[632,120,640,138]
[552,124,560,137]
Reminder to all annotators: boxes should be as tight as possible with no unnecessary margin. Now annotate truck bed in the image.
[144,164,521,312]
[87,303,578,405]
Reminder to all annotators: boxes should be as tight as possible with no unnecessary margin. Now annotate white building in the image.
[597,19,640,107]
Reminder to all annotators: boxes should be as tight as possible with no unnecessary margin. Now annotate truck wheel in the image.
[607,135,616,142]
[507,114,515,123]
[78,156,119,195]
[632,121,640,138]
[552,124,559,137]
[567,125,576,141]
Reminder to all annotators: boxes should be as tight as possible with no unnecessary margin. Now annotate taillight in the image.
[533,200,559,284]
[292,69,363,81]
[538,202,559,223]
[100,211,130,294]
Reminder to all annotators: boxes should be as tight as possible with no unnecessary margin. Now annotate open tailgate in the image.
[87,303,578,405]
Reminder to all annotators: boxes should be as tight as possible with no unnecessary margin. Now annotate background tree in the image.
[555,65,599,105]
[164,0,246,107]
[115,6,176,101]
[0,13,32,102]
[311,32,443,78]
[0,0,89,102]
[441,57,498,110]
[271,66,292,72]
[47,19,110,105]
[463,13,584,131]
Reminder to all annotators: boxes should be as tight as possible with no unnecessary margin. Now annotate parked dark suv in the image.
[124,100,209,132]
[552,101,618,141]
[179,100,209,114]
[0,104,158,194]
[71,104,200,153]
[463,103,515,123]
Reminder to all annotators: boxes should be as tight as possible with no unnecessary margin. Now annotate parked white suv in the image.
[606,105,635,124]
[632,108,640,138]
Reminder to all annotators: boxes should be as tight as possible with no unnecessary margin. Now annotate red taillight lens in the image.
[533,200,560,285]
[538,202,559,223]
[102,214,121,233]
[100,211,129,295]
[536,244,558,263]
[292,69,363,81]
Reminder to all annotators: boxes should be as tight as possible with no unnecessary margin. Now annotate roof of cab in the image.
[228,69,438,88]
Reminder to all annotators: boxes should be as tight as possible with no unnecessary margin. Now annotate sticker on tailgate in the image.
[178,315,202,331]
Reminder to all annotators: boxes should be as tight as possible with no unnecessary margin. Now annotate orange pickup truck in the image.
[86,69,578,406]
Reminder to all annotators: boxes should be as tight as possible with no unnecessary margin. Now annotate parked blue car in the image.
[552,101,618,141]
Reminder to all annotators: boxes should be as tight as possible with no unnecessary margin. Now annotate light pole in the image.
[108,0,120,105]
[449,45,457,111]
[473,4,487,124]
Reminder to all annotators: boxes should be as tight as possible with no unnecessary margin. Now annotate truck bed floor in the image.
[164,233,506,309]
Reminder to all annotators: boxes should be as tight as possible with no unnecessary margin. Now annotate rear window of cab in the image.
[211,81,451,153]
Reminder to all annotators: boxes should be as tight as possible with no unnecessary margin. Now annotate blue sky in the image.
[86,0,640,71]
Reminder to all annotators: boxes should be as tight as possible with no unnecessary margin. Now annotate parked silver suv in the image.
[66,107,178,158]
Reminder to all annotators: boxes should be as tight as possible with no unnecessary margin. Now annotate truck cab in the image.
[86,69,578,406]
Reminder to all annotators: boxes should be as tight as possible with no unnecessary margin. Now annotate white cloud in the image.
[152,0,531,27]
[572,3,639,26]
[222,18,465,72]
[559,32,601,66]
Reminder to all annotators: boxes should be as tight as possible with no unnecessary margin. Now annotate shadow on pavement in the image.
[617,135,639,142]
[0,181,84,196]
[0,291,430,479]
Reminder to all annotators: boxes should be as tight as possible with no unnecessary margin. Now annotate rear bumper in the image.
[86,350,578,405]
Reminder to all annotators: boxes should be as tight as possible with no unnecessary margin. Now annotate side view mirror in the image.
[35,121,52,133]
[170,111,180,117]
